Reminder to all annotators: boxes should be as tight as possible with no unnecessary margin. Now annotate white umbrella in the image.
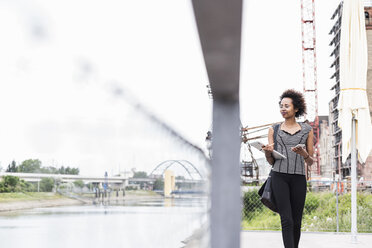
[338,0,372,243]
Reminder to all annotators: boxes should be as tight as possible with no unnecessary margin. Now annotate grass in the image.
[0,192,64,203]
[242,190,372,233]
[242,209,280,230]
[125,190,159,196]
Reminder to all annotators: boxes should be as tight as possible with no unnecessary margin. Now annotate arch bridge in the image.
[149,160,204,180]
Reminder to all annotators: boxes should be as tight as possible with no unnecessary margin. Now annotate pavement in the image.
[241,231,372,248]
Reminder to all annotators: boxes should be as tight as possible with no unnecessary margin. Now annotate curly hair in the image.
[279,89,307,118]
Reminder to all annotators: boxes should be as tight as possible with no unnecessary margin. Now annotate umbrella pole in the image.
[337,143,341,233]
[351,116,358,243]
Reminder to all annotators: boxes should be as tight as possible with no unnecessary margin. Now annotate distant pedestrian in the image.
[262,89,314,248]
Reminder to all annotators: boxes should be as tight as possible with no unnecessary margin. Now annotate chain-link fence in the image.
[242,180,372,233]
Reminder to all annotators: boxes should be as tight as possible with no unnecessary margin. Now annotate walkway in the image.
[241,231,372,248]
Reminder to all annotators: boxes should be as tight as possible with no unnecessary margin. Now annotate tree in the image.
[58,166,65,174]
[70,168,79,175]
[2,175,20,192]
[40,166,58,174]
[6,160,17,172]
[57,166,79,175]
[39,178,54,192]
[19,180,36,192]
[153,178,164,190]
[18,159,42,173]
[0,176,36,192]
[133,171,148,178]
[73,180,84,188]
[5,159,80,175]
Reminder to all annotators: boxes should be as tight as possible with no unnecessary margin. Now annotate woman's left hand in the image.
[291,146,308,157]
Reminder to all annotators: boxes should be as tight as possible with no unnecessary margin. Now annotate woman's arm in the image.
[291,128,314,166]
[262,127,275,165]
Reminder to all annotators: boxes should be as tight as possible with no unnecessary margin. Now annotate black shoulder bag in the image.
[257,124,279,213]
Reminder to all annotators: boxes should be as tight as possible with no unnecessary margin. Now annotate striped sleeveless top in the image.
[272,122,312,175]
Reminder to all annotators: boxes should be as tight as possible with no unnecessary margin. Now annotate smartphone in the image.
[294,144,306,149]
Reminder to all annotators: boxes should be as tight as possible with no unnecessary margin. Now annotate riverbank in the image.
[0,190,166,213]
[89,190,163,204]
[0,190,164,212]
[123,190,163,199]
[0,192,84,212]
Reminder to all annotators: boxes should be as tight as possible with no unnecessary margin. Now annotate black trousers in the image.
[271,171,307,248]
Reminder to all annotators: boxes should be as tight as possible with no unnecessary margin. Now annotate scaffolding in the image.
[329,2,351,179]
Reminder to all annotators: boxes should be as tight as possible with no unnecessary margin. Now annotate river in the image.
[0,197,208,248]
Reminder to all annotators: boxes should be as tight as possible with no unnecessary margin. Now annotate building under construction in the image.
[329,1,372,181]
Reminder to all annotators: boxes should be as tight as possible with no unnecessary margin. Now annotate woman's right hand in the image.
[262,143,274,157]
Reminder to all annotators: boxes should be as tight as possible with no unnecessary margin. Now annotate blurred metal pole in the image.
[351,116,358,243]
[211,100,241,248]
[191,0,243,246]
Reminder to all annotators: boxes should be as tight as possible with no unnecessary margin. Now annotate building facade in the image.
[329,1,372,181]
[318,116,333,179]
[329,2,345,178]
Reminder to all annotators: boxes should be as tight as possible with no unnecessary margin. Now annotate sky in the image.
[0,0,345,176]
[240,0,342,126]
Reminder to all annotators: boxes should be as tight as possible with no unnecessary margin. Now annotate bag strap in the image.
[273,123,280,151]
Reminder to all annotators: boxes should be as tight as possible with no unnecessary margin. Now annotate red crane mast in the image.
[301,0,320,177]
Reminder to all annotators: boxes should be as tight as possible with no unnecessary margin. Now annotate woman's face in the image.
[279,97,298,119]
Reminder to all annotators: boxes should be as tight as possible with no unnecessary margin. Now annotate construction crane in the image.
[301,0,320,178]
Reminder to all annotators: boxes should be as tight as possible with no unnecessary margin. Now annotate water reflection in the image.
[0,198,208,248]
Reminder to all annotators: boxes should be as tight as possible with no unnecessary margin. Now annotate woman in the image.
[262,89,314,248]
